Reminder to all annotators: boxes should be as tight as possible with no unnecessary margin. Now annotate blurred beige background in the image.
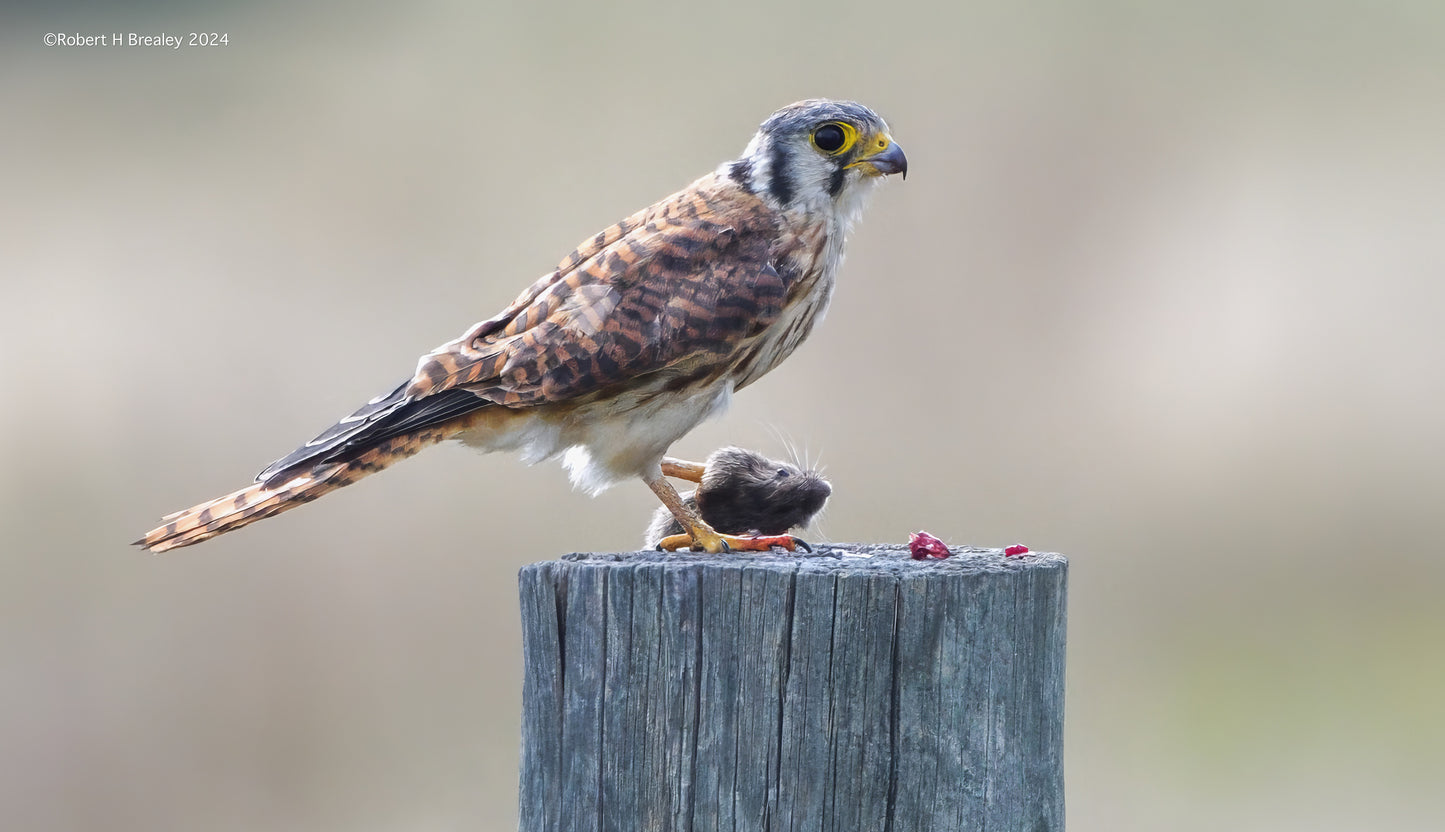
[3,1,1442,830]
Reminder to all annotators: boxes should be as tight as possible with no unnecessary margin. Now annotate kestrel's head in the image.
[725,99,908,220]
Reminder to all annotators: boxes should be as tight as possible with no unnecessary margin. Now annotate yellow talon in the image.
[656,529,802,554]
[655,531,728,552]
[657,525,730,553]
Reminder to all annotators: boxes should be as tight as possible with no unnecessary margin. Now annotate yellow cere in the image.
[845,133,894,168]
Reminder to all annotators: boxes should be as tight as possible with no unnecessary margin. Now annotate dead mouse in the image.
[644,446,831,549]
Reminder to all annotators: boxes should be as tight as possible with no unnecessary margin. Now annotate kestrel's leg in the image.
[645,467,802,553]
[660,457,707,483]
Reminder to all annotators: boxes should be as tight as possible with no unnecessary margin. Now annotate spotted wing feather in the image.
[406,178,790,407]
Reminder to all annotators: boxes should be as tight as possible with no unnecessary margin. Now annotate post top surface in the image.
[525,543,1065,579]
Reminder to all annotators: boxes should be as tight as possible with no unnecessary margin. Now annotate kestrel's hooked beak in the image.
[849,134,909,180]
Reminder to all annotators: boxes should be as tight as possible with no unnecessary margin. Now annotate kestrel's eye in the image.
[812,122,856,154]
[813,125,845,152]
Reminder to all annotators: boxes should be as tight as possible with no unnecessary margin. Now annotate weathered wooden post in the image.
[517,544,1067,831]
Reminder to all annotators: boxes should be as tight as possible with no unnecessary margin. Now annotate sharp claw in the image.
[718,538,731,554]
[793,537,813,553]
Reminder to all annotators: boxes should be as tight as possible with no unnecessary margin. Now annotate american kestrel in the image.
[138,99,907,554]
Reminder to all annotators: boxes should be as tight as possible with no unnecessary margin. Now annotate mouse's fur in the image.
[643,446,831,548]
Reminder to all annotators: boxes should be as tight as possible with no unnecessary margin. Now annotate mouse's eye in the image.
[776,467,792,478]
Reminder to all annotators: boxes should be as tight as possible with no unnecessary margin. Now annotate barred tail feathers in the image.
[137,425,460,552]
